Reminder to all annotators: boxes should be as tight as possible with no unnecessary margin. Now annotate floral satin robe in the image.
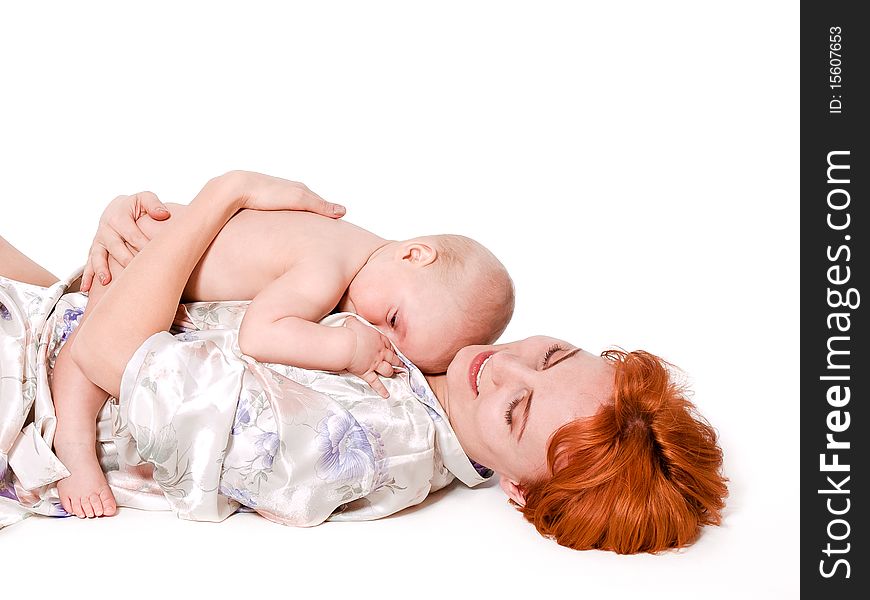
[0,272,490,529]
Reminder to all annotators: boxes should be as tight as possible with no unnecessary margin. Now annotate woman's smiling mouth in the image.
[469,351,495,395]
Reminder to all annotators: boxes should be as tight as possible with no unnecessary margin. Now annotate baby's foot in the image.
[54,438,117,518]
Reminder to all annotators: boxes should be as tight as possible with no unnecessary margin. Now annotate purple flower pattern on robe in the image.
[0,458,18,502]
[231,397,252,435]
[315,411,375,483]
[0,302,11,321]
[403,355,443,423]
[59,307,84,342]
[220,484,257,507]
[254,431,279,469]
[46,501,70,517]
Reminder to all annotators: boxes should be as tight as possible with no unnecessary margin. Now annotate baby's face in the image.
[346,269,467,373]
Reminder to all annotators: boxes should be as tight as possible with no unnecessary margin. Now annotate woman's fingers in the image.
[89,244,111,286]
[227,171,346,217]
[304,189,346,219]
[111,215,151,252]
[81,263,95,292]
[284,188,346,219]
[136,191,170,221]
[81,191,167,289]
[282,180,345,218]
[122,191,167,251]
[106,236,136,268]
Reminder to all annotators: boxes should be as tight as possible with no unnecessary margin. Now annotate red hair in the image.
[518,350,727,554]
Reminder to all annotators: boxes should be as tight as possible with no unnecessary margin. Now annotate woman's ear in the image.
[499,476,527,506]
[400,241,437,267]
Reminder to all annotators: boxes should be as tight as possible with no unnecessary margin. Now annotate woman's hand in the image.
[82,174,346,291]
[217,170,346,215]
[81,192,171,291]
[72,172,345,398]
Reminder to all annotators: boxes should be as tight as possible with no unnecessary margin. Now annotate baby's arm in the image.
[238,263,401,397]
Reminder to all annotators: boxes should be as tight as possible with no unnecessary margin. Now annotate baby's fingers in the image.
[361,371,390,398]
[385,349,403,369]
[374,360,395,378]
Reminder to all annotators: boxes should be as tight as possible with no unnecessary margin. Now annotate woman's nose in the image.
[489,352,533,386]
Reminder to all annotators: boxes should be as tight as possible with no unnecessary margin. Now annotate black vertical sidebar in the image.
[801,2,868,597]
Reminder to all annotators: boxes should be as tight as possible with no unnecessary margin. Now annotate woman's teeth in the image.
[476,356,493,392]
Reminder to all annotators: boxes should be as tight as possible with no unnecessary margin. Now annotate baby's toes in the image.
[70,497,86,519]
[89,492,105,517]
[80,495,95,518]
[98,488,117,516]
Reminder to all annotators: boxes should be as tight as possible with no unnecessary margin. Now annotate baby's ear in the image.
[499,477,527,507]
[401,241,437,266]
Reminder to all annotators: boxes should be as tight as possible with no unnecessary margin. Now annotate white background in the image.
[1,2,799,598]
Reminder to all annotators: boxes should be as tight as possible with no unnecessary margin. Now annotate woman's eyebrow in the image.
[519,348,581,441]
[543,347,581,370]
[518,395,534,442]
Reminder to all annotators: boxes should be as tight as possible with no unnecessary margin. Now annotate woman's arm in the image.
[72,171,337,398]
[0,236,59,286]
[82,189,345,291]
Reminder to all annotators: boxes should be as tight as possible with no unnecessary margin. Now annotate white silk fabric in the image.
[0,273,490,529]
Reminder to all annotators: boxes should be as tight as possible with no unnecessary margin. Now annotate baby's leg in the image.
[0,237,112,516]
[53,261,118,518]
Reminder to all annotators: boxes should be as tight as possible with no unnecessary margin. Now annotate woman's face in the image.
[443,336,615,490]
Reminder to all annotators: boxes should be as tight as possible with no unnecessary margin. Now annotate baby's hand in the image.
[344,318,403,398]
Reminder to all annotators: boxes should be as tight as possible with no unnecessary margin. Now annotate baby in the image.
[52,202,515,518]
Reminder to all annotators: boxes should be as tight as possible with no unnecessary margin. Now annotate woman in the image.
[0,171,727,553]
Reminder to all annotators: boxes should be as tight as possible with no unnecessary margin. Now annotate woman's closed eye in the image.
[541,343,564,368]
[504,395,524,425]
[504,345,569,428]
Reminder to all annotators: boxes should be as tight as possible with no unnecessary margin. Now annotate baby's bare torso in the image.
[138,205,383,304]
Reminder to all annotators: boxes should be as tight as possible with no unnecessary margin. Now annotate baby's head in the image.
[347,234,514,372]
